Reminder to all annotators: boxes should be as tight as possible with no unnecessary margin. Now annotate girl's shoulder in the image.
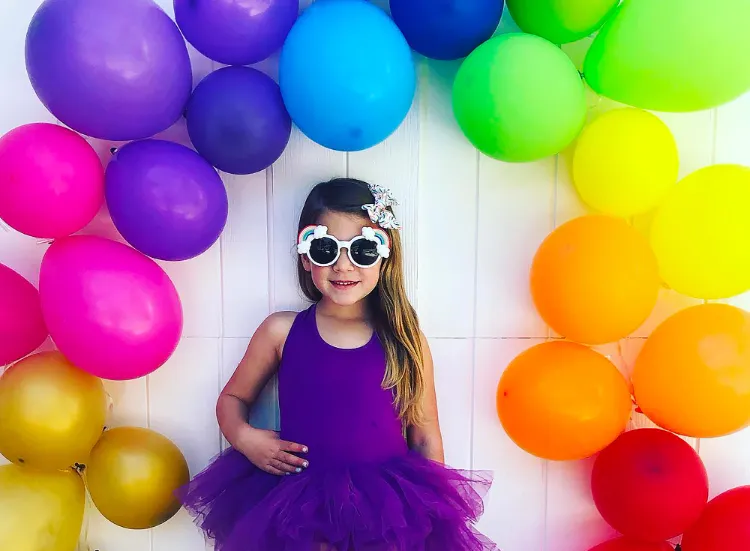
[259,308,309,358]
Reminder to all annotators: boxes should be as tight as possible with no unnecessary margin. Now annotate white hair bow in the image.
[362,183,401,230]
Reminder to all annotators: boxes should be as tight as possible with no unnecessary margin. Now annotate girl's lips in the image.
[330,281,359,288]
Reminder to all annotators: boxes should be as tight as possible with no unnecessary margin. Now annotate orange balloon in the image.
[530,215,660,344]
[632,303,750,438]
[497,341,632,460]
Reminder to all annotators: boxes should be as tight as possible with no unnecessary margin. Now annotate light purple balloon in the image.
[25,0,192,141]
[174,0,298,65]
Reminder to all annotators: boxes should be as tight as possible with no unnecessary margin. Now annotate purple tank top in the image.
[277,304,408,470]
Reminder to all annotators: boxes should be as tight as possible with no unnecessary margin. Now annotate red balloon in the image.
[589,537,674,551]
[591,428,708,541]
[681,485,750,551]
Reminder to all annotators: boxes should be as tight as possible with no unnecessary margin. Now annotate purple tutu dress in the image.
[178,304,498,550]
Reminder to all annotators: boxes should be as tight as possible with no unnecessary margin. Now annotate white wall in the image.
[2,1,750,551]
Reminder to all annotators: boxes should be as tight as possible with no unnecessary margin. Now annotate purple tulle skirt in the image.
[177,447,498,550]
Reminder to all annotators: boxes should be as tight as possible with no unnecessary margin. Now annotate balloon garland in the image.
[1,0,750,549]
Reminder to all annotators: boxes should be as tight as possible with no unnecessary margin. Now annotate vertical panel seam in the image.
[469,148,481,471]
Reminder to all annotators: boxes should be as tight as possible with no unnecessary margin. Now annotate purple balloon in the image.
[105,140,229,262]
[174,0,298,65]
[186,66,292,175]
[26,0,192,141]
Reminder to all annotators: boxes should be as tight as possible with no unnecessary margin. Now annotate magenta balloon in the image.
[0,123,104,238]
[0,264,48,366]
[39,236,183,380]
[25,0,192,141]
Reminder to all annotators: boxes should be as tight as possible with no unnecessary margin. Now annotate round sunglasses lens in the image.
[350,239,380,266]
[309,237,339,265]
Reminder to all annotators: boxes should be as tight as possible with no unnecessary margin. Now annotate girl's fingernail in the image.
[285,472,290,476]
[296,467,302,473]
[303,461,309,468]
[302,447,308,453]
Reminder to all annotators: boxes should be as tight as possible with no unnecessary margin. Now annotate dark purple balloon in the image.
[25,0,192,141]
[174,0,298,65]
[186,66,292,175]
[105,140,229,262]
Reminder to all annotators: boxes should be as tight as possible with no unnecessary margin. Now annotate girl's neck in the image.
[316,297,370,322]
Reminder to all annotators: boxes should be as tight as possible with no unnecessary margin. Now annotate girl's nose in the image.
[333,248,354,271]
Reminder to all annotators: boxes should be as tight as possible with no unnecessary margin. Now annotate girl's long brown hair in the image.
[296,178,426,427]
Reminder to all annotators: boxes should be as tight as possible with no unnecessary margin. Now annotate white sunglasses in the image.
[297,225,391,268]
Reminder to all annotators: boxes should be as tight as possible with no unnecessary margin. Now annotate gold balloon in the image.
[0,351,108,470]
[0,464,85,551]
[85,426,190,529]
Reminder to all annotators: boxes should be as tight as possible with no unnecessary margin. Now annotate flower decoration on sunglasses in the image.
[362,183,401,230]
[297,225,391,268]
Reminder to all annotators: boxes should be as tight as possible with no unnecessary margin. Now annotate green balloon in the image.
[507,0,619,44]
[584,0,750,112]
[452,33,586,163]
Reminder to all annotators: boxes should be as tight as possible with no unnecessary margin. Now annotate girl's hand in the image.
[237,425,309,476]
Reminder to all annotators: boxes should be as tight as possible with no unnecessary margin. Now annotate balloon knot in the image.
[73,462,86,474]
[674,545,681,551]
[110,147,118,155]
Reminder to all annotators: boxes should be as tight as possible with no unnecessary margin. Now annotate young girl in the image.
[178,178,498,550]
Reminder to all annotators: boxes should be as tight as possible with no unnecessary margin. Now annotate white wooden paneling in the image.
[416,58,480,338]
[475,157,556,338]
[473,339,546,551]
[429,338,474,470]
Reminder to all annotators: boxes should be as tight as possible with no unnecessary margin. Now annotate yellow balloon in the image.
[85,426,190,529]
[0,464,85,551]
[650,164,750,299]
[0,351,108,470]
[572,108,679,217]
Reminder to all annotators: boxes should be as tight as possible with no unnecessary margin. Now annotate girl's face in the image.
[301,211,383,308]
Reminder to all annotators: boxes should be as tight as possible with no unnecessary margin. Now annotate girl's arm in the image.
[407,333,445,463]
[218,311,309,476]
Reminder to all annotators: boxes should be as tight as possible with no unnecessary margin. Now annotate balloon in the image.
[0,123,104,238]
[0,263,47,366]
[506,0,618,44]
[572,108,679,218]
[530,215,660,345]
[25,0,192,141]
[588,537,674,551]
[185,66,292,175]
[591,429,708,542]
[0,464,85,551]
[452,33,586,162]
[496,341,631,461]
[583,0,750,112]
[105,139,229,261]
[279,0,416,151]
[39,235,183,381]
[174,0,297,65]
[390,0,504,60]
[0,351,107,470]
[681,486,750,551]
[649,164,750,300]
[632,303,750,438]
[85,426,190,530]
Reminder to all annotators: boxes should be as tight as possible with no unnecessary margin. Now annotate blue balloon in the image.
[390,0,504,60]
[279,0,416,151]
[186,66,292,175]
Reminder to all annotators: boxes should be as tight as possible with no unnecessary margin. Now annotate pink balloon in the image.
[39,235,182,380]
[0,263,48,365]
[0,122,104,238]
